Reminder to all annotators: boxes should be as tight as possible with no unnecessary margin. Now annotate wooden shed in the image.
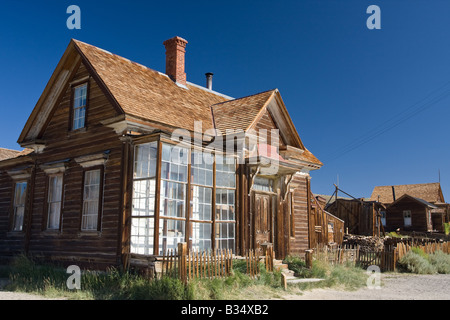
[326,198,385,237]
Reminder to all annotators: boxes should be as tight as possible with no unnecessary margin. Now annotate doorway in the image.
[253,192,272,251]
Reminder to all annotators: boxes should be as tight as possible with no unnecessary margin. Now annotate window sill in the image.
[67,127,87,137]
[6,231,25,238]
[41,230,62,236]
[77,231,102,238]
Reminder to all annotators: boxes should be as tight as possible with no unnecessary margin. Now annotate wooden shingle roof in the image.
[369,183,445,204]
[18,39,321,168]
[74,40,229,132]
[211,90,276,132]
[0,148,21,161]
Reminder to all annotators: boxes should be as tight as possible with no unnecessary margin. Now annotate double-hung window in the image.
[81,169,102,231]
[72,84,87,130]
[403,210,412,227]
[47,175,63,230]
[12,182,27,232]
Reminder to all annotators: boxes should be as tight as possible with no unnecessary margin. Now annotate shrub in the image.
[397,251,436,274]
[428,251,450,274]
[283,255,312,278]
[444,223,450,236]
[411,247,429,260]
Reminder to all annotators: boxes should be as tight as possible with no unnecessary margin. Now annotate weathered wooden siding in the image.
[289,173,310,256]
[386,199,430,232]
[24,61,124,268]
[251,108,286,149]
[0,168,26,261]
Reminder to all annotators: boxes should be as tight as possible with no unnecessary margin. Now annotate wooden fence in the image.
[158,243,275,282]
[313,241,450,272]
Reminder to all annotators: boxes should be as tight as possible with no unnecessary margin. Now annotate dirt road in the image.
[287,273,450,300]
[1,274,450,300]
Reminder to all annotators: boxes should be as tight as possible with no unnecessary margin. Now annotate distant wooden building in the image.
[369,183,449,233]
[325,198,385,237]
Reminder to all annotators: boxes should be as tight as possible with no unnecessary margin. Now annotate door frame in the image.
[251,190,276,251]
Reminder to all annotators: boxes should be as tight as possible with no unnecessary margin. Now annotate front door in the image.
[254,193,272,251]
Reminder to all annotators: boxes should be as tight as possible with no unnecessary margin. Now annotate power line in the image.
[324,80,450,162]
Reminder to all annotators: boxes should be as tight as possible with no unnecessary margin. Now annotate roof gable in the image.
[387,194,437,209]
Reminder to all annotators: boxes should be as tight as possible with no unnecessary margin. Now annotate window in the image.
[47,175,63,230]
[72,84,87,130]
[81,169,102,231]
[12,182,27,232]
[159,143,189,254]
[131,142,158,255]
[403,210,412,227]
[253,176,274,193]
[215,155,236,252]
[190,151,213,251]
[130,143,238,256]
[380,211,386,227]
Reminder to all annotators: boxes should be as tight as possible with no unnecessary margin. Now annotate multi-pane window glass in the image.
[130,144,237,256]
[190,151,213,251]
[73,84,87,130]
[216,155,236,188]
[403,210,412,227]
[12,182,27,232]
[215,156,236,252]
[131,142,158,255]
[47,175,63,230]
[159,144,188,254]
[81,169,101,231]
[253,176,274,193]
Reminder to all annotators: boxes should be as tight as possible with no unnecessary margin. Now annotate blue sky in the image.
[1,0,449,200]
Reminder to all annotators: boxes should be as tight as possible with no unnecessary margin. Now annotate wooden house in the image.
[369,183,449,232]
[0,37,331,270]
[384,194,435,232]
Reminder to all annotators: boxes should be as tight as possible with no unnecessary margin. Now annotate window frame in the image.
[130,139,238,256]
[403,210,412,227]
[158,143,190,255]
[80,166,104,232]
[10,181,28,232]
[130,141,159,255]
[69,81,90,132]
[44,173,65,231]
[189,150,214,252]
[214,154,237,252]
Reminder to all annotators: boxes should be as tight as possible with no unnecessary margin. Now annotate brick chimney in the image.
[163,36,188,86]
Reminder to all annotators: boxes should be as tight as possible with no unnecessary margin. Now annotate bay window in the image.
[130,141,237,256]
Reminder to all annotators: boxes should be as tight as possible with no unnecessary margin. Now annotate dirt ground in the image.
[1,273,450,300]
[284,273,450,300]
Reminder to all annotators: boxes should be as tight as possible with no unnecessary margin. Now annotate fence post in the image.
[305,249,314,269]
[178,242,188,284]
